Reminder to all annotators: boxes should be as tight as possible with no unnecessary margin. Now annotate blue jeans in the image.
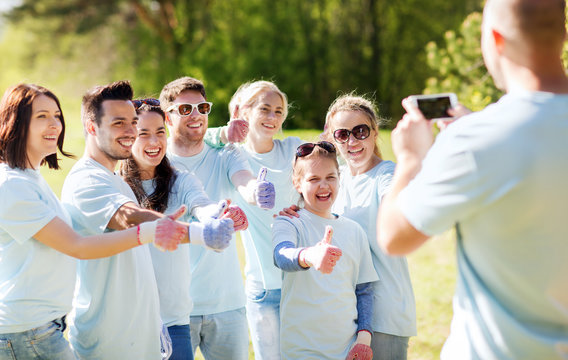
[371,331,409,360]
[0,317,75,360]
[189,308,248,360]
[245,285,281,360]
[168,324,193,360]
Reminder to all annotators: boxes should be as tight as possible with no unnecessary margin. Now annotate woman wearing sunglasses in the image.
[323,94,417,359]
[0,86,186,359]
[120,99,247,360]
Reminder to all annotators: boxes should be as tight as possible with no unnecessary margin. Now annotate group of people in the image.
[1,0,568,359]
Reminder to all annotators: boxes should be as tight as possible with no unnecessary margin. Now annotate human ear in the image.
[492,29,506,54]
[164,113,173,126]
[86,120,96,136]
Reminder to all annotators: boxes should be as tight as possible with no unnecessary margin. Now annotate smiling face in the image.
[245,91,285,142]
[293,156,339,219]
[329,110,379,175]
[26,95,63,168]
[166,90,208,143]
[93,99,138,162]
[132,111,167,180]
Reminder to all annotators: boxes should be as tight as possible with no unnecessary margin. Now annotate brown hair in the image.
[0,83,73,170]
[159,77,207,113]
[119,103,176,213]
[82,80,134,127]
[323,94,383,159]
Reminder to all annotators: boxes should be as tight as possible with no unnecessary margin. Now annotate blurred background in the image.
[0,0,514,131]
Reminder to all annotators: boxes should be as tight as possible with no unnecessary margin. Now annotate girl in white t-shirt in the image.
[272,142,377,360]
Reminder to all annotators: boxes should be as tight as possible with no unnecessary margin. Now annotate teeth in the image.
[145,148,160,155]
[263,123,275,129]
[119,140,133,146]
[44,135,57,140]
[349,148,363,154]
[188,123,201,128]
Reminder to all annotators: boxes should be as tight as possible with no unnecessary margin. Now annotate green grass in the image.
[44,127,455,360]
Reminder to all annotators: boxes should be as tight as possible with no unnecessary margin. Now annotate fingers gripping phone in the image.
[408,93,458,120]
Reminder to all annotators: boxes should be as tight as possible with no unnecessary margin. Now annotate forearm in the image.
[273,241,309,272]
[107,202,164,231]
[236,178,257,205]
[355,282,375,335]
[378,158,429,255]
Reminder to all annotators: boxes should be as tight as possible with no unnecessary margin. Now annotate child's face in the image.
[294,156,339,218]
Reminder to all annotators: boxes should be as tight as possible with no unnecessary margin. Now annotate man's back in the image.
[400,90,568,358]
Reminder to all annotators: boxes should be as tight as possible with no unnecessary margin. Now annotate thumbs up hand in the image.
[300,226,342,274]
[225,105,249,143]
[254,167,275,209]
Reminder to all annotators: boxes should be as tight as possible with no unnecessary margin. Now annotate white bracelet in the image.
[138,220,158,245]
[189,222,205,246]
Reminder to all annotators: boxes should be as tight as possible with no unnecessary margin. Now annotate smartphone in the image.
[408,93,458,119]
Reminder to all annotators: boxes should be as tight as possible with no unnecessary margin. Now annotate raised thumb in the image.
[168,205,187,220]
[323,225,333,244]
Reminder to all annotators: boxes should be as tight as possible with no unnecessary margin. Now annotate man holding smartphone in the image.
[378,0,568,359]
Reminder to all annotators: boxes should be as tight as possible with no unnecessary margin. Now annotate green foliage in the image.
[424,9,568,112]
[0,0,482,129]
[424,12,501,111]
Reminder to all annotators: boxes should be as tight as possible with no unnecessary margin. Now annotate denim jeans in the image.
[245,286,281,360]
[0,317,75,360]
[167,324,193,360]
[189,308,248,360]
[371,331,409,360]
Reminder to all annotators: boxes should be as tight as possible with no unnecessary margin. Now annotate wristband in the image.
[189,222,205,246]
[137,225,142,245]
[138,220,158,245]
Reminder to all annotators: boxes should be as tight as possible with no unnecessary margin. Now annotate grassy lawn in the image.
[43,123,456,360]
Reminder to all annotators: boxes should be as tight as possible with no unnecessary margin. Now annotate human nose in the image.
[49,115,62,129]
[347,132,358,145]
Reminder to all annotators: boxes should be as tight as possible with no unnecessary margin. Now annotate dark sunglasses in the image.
[296,141,336,158]
[333,124,371,144]
[166,102,213,116]
[132,98,160,109]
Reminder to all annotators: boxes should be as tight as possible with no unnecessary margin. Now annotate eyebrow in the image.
[262,103,283,109]
[138,126,166,132]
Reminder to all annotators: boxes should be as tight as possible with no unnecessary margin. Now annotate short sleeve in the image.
[224,144,252,180]
[272,216,300,249]
[0,179,56,243]
[64,171,134,234]
[176,171,214,212]
[376,161,396,200]
[355,226,380,284]
[397,127,483,236]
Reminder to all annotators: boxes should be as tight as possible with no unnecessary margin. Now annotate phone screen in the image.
[417,96,452,119]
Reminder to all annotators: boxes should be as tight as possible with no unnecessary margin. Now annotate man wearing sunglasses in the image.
[378,0,568,359]
[159,76,276,360]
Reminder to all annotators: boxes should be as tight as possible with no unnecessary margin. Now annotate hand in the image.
[226,119,249,143]
[345,344,373,360]
[437,103,472,130]
[301,226,342,274]
[153,217,187,252]
[220,204,249,231]
[392,98,436,165]
[254,167,275,209]
[202,218,234,251]
[273,204,301,219]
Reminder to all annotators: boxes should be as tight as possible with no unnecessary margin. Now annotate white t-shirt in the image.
[333,160,416,336]
[0,164,75,333]
[144,170,213,326]
[234,137,303,290]
[167,143,249,315]
[61,157,162,359]
[398,91,568,359]
[272,210,378,360]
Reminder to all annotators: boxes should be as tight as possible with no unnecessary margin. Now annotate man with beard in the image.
[160,76,275,360]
